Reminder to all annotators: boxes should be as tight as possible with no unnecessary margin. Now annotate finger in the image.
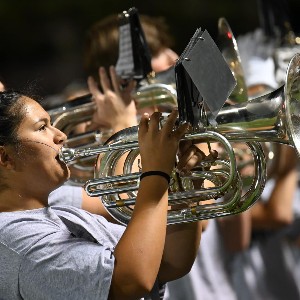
[185,152,203,171]
[125,79,136,93]
[177,145,204,171]
[138,113,150,137]
[178,140,193,157]
[205,149,218,161]
[87,76,103,98]
[148,111,161,133]
[191,151,204,167]
[162,109,178,135]
[173,122,189,140]
[109,66,121,95]
[121,79,137,105]
[177,153,203,174]
[99,66,112,92]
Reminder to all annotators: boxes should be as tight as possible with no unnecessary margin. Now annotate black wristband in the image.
[140,171,171,184]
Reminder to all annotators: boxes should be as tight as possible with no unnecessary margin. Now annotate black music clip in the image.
[175,29,236,129]
[115,7,152,81]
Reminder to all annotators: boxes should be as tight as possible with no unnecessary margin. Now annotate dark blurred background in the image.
[0,0,299,98]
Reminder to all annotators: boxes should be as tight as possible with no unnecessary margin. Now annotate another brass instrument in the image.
[48,94,110,185]
[47,79,178,186]
[59,53,300,225]
[217,17,248,103]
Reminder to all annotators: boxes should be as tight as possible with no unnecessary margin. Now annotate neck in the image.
[0,188,47,212]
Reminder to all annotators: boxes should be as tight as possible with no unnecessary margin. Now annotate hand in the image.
[87,66,138,133]
[176,140,218,174]
[138,109,189,175]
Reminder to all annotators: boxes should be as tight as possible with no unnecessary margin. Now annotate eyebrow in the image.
[34,117,51,125]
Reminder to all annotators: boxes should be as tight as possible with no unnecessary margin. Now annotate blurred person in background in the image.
[164,5,300,298]
[230,4,300,298]
[52,8,300,299]
[83,13,178,82]
[49,12,181,212]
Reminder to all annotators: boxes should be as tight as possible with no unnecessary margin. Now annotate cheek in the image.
[22,147,52,161]
[151,55,171,72]
[151,50,178,73]
[15,144,54,169]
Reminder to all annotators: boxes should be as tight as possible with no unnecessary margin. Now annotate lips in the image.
[55,147,63,160]
[55,150,64,164]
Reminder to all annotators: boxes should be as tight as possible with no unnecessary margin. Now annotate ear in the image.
[0,146,15,170]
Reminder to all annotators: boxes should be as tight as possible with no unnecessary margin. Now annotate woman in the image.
[0,90,205,299]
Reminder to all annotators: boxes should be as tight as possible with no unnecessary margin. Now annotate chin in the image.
[63,166,71,182]
[60,161,71,178]
[54,166,71,188]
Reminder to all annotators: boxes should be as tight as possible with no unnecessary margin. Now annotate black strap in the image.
[140,171,170,184]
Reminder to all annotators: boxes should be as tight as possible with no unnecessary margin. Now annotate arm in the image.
[215,142,252,252]
[217,210,252,252]
[217,145,298,251]
[159,222,202,282]
[109,110,189,299]
[81,190,119,223]
[158,142,217,282]
[250,145,298,230]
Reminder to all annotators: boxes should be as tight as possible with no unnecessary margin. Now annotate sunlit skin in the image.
[0,81,4,91]
[151,48,179,73]
[0,97,69,211]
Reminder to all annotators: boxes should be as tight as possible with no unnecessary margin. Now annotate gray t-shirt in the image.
[0,205,125,300]
[48,185,83,208]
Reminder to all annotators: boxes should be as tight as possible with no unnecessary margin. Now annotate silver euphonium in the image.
[59,53,300,225]
[46,71,178,186]
[47,94,110,185]
[46,64,177,186]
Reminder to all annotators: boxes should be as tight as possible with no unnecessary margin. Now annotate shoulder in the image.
[0,206,122,299]
[48,185,83,208]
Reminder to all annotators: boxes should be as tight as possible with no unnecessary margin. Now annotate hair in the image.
[0,90,26,146]
[83,13,175,80]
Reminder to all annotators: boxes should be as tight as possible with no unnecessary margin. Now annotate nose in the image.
[53,127,67,145]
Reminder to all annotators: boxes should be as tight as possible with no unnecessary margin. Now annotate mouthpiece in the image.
[59,147,76,164]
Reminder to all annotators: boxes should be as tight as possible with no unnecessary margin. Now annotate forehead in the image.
[20,97,49,123]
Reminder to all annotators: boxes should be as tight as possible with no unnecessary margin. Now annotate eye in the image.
[38,124,47,131]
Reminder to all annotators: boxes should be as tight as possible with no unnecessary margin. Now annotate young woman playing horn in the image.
[0,90,211,300]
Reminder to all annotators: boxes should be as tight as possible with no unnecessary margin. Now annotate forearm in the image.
[110,176,168,299]
[218,210,252,252]
[158,221,202,283]
[251,169,298,230]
